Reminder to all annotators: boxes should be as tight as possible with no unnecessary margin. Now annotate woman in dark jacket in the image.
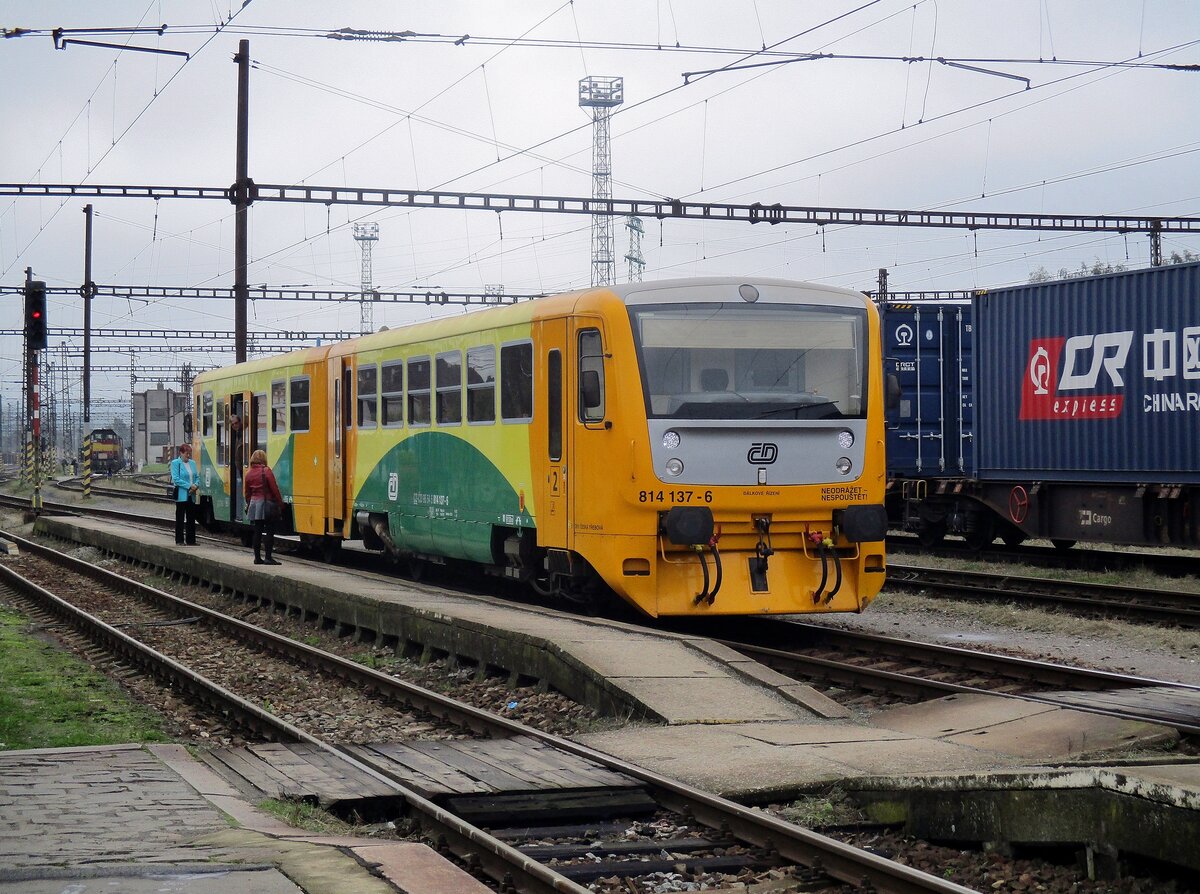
[243,449,284,565]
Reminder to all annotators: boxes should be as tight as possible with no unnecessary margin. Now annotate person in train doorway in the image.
[170,443,199,546]
[229,413,245,521]
[244,449,284,565]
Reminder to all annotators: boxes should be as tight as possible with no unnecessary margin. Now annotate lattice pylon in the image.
[352,222,380,333]
[579,77,624,287]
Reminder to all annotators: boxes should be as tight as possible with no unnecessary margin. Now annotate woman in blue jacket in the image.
[170,443,199,545]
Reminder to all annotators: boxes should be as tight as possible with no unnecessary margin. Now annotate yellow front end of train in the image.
[539,278,888,616]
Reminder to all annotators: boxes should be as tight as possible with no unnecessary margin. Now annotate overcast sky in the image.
[2,0,1198,416]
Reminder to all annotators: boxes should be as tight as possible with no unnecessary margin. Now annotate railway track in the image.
[53,474,174,503]
[888,533,1200,580]
[10,491,1198,628]
[887,562,1200,627]
[0,529,975,894]
[685,617,1200,737]
[8,493,1199,731]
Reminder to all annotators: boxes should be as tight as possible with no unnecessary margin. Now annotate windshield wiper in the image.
[756,400,838,419]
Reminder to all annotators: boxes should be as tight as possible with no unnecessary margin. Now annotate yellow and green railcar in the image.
[192,277,889,617]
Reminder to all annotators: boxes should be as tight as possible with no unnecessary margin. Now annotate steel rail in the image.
[2,528,976,894]
[887,563,1200,626]
[710,621,1200,736]
[887,533,1200,581]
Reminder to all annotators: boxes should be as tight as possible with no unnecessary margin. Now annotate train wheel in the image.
[963,530,995,551]
[963,517,995,552]
[1001,529,1026,548]
[1051,539,1077,551]
[239,528,253,547]
[319,536,341,564]
[408,557,428,581]
[917,522,946,549]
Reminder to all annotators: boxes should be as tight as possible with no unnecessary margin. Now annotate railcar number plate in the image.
[637,489,713,504]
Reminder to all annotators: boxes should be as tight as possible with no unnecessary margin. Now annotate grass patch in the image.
[774,787,867,829]
[0,603,171,750]
[258,798,356,834]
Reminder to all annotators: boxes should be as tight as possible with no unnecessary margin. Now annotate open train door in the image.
[535,318,570,552]
[222,392,250,523]
[324,355,350,541]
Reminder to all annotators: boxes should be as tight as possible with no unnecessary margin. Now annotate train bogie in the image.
[194,278,890,617]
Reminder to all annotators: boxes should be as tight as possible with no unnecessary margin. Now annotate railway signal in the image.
[24,279,48,350]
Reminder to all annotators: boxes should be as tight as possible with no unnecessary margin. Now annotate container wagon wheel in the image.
[917,521,946,549]
[963,517,995,552]
[1051,539,1076,551]
[1001,528,1026,548]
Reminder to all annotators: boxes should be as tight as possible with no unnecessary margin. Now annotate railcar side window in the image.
[382,362,405,427]
[271,381,286,433]
[578,329,605,423]
[253,393,267,450]
[500,341,534,422]
[202,392,213,437]
[216,402,227,465]
[466,345,496,423]
[357,364,379,428]
[548,350,562,461]
[436,351,463,425]
[407,357,431,426]
[290,377,310,432]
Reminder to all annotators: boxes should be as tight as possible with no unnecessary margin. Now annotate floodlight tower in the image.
[352,222,380,334]
[579,76,623,287]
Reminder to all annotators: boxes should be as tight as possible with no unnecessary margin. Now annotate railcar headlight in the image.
[835,456,853,476]
[665,458,685,477]
[662,430,681,449]
[837,429,854,449]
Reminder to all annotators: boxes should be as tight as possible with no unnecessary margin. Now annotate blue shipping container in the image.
[974,262,1200,483]
[883,302,975,477]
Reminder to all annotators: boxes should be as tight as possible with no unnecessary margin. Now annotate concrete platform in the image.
[0,744,488,894]
[840,760,1200,873]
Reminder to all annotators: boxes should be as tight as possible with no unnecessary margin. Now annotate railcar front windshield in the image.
[629,302,868,420]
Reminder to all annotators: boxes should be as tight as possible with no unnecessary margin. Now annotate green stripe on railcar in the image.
[354,431,533,564]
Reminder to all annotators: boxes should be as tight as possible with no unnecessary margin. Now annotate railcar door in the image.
[325,358,350,536]
[536,318,570,549]
[226,392,250,522]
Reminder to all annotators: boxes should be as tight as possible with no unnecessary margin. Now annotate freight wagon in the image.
[884,262,1200,549]
[192,277,891,617]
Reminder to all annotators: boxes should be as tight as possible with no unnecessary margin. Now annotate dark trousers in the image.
[175,500,197,544]
[252,520,274,560]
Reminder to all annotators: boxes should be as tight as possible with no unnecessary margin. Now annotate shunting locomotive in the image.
[192,277,890,616]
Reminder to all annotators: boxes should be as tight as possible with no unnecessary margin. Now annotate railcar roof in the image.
[193,276,865,383]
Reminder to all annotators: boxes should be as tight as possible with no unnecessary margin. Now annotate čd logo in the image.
[747,442,778,464]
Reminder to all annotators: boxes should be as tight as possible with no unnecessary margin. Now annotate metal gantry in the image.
[2,182,1195,242]
[0,284,540,305]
